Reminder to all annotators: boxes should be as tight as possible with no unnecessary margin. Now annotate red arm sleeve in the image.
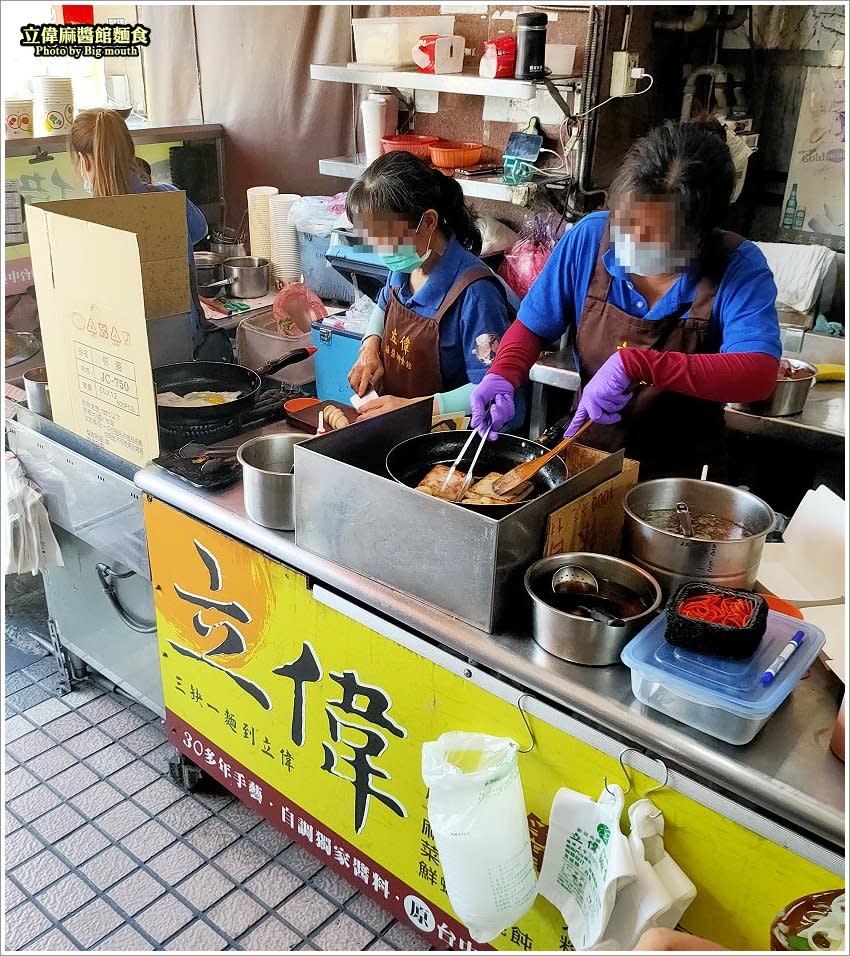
[488,320,548,389]
[619,349,780,403]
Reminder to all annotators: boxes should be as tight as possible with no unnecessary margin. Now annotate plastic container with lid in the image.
[352,16,455,67]
[621,609,826,745]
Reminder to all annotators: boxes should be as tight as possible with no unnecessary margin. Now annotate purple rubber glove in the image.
[470,374,515,440]
[564,352,634,438]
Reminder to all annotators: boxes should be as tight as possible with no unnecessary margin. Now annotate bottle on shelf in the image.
[782,183,798,229]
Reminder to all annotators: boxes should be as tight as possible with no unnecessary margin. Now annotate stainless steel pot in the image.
[194,251,223,294]
[203,256,271,299]
[525,553,662,665]
[210,239,248,259]
[729,359,817,417]
[22,366,51,419]
[623,479,775,597]
[237,433,307,529]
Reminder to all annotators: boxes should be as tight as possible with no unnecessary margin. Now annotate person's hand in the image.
[470,374,515,441]
[348,335,384,397]
[564,351,634,438]
[356,395,413,421]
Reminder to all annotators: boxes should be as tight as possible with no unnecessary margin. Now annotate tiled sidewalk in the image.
[3,583,429,952]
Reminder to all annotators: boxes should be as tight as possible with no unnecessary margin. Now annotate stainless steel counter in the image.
[135,464,845,850]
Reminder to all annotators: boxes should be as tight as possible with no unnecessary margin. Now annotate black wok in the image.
[386,431,568,515]
[153,349,314,425]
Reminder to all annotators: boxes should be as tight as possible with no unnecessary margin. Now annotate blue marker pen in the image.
[762,630,806,686]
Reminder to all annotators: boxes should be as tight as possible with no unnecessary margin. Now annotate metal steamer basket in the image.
[294,401,622,632]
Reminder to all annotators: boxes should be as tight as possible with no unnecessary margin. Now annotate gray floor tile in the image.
[148,842,204,884]
[62,898,124,948]
[78,694,128,723]
[213,836,270,881]
[20,697,71,725]
[7,728,55,761]
[130,701,160,722]
[107,869,167,917]
[49,763,100,798]
[27,927,78,951]
[9,849,69,895]
[30,804,87,843]
[311,913,375,952]
[79,846,139,890]
[176,865,236,910]
[156,795,213,835]
[191,789,234,812]
[310,868,360,904]
[384,921,430,951]
[108,759,160,795]
[281,843,325,880]
[98,800,149,839]
[43,711,90,741]
[3,900,53,950]
[280,886,337,935]
[142,741,178,774]
[248,818,294,857]
[36,872,97,920]
[7,684,51,713]
[5,672,34,696]
[133,777,184,814]
[135,894,195,944]
[185,817,241,857]
[4,714,35,742]
[70,780,125,818]
[5,808,23,834]
[164,921,230,951]
[60,685,106,708]
[4,878,26,911]
[4,767,39,801]
[98,710,148,739]
[208,888,268,938]
[122,723,167,756]
[23,658,60,679]
[239,914,301,951]
[246,861,302,908]
[8,783,61,823]
[366,939,397,951]
[24,746,77,781]
[4,828,46,868]
[64,726,113,759]
[91,924,153,951]
[219,797,264,833]
[54,823,111,866]
[85,742,136,776]
[120,821,174,862]
[346,893,395,934]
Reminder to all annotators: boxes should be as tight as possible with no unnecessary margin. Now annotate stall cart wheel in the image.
[167,749,225,793]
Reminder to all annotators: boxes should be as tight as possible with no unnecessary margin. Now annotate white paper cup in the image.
[360,99,387,165]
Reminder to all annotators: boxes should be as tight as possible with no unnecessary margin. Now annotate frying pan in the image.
[154,349,314,425]
[386,431,568,515]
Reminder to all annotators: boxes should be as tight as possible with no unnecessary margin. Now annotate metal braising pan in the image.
[294,400,623,632]
[386,431,568,515]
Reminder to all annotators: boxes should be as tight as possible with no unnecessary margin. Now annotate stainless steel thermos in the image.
[515,12,548,80]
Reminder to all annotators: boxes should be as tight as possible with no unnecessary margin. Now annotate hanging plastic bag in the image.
[597,799,696,949]
[498,214,564,298]
[271,282,327,335]
[538,784,636,950]
[288,193,349,237]
[3,453,63,575]
[421,732,538,943]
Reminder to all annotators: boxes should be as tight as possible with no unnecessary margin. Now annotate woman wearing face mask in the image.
[68,108,226,360]
[470,120,781,479]
[345,151,522,424]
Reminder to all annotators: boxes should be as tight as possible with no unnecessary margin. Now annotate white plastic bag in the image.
[538,784,635,950]
[421,732,537,943]
[3,453,63,575]
[288,194,348,237]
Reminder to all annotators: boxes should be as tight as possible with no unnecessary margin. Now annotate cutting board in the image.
[285,400,358,434]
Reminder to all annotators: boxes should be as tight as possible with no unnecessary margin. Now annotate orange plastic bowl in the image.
[429,141,484,169]
[380,135,441,160]
[284,397,321,414]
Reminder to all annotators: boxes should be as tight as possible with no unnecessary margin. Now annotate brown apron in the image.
[575,227,745,480]
[381,265,495,399]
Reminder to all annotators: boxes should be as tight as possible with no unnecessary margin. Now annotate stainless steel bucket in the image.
[729,359,817,417]
[525,553,662,665]
[623,479,775,597]
[210,240,248,259]
[237,433,307,530]
[22,366,52,419]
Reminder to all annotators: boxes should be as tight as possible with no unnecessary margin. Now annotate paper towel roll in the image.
[360,98,387,165]
[368,92,398,137]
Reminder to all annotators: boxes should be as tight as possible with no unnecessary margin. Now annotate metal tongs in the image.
[439,422,493,503]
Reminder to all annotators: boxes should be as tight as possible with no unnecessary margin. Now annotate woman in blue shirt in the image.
[68,108,217,357]
[345,151,520,423]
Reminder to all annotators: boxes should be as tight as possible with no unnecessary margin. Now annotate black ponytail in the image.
[347,150,481,253]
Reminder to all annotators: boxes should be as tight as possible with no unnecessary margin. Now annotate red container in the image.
[479,35,517,79]
[381,134,440,160]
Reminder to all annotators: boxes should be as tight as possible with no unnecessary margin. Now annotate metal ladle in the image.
[551,564,600,597]
[676,501,694,537]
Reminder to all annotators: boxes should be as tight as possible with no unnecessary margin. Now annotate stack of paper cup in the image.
[360,98,387,165]
[368,91,398,137]
[4,98,33,139]
[269,193,302,284]
[32,77,74,136]
[247,185,279,261]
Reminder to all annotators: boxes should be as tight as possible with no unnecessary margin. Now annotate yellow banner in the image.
[144,496,841,952]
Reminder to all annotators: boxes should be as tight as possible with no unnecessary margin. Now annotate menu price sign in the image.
[25,203,160,466]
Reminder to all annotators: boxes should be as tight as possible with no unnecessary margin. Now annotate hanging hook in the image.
[516,694,536,754]
[643,758,670,818]
[604,747,639,796]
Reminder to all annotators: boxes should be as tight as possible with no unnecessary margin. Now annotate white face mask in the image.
[611,224,690,277]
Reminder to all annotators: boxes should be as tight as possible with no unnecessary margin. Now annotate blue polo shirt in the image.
[376,235,519,390]
[518,211,781,359]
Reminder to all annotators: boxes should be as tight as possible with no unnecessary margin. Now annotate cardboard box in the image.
[545,444,640,557]
[31,192,190,319]
[24,194,179,467]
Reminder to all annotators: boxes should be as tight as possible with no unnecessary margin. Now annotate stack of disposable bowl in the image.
[4,98,33,139]
[32,76,74,136]
[269,193,302,284]
[247,185,279,262]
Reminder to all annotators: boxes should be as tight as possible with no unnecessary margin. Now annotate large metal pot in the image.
[194,251,223,296]
[623,479,775,597]
[204,256,271,299]
[238,433,307,530]
[525,553,662,665]
[729,358,817,417]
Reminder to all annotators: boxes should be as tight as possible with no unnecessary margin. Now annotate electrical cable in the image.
[574,72,654,119]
